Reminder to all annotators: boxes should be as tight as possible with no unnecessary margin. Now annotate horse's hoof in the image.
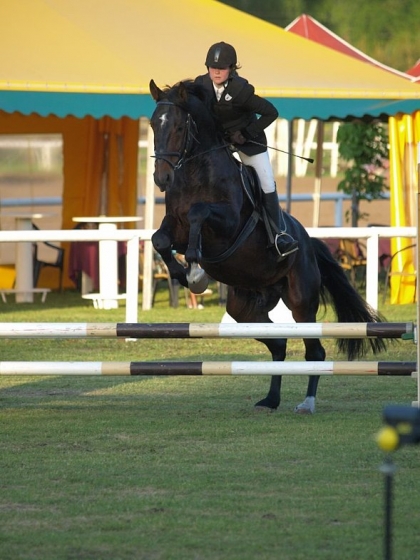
[254,405,277,413]
[294,405,313,415]
[188,274,209,294]
[187,262,208,293]
[294,397,315,414]
[254,398,278,412]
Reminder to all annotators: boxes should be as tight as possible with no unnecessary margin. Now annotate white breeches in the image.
[236,150,275,194]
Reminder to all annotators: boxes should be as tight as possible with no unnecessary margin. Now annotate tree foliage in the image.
[219,0,420,71]
[336,122,389,226]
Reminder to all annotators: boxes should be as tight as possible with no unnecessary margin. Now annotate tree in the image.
[219,0,420,71]
[336,121,389,226]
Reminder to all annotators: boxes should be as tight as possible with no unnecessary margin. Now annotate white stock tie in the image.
[215,86,224,101]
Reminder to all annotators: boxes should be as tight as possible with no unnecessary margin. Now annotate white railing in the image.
[0,229,154,322]
[2,191,374,227]
[306,226,416,310]
[0,227,416,321]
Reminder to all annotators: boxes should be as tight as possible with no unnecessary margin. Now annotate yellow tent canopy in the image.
[2,0,420,119]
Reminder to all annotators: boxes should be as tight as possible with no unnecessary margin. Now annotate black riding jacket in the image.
[194,73,279,156]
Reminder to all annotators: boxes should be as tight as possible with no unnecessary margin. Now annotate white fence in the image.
[0,226,416,320]
[266,119,340,177]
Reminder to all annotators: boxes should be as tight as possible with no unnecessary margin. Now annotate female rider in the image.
[194,41,298,259]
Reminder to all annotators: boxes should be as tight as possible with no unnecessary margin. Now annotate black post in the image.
[380,455,396,560]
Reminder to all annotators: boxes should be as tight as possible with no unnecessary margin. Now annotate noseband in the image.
[152,101,199,171]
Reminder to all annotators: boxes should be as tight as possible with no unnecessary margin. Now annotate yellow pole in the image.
[416,142,420,407]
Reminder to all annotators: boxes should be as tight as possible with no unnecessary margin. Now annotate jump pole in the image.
[0,361,416,376]
[0,322,414,339]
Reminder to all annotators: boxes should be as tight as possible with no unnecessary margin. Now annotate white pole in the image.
[366,232,379,310]
[15,216,34,302]
[98,221,119,309]
[143,125,156,310]
[125,235,139,324]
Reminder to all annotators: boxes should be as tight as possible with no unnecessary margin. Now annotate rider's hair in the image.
[229,64,241,77]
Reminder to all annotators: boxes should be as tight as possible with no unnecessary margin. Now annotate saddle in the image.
[232,158,278,246]
[202,156,276,265]
[236,160,261,208]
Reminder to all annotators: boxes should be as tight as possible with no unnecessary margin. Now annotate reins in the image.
[152,100,314,169]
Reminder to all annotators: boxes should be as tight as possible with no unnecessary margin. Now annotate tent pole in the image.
[312,121,324,227]
[99,133,109,216]
[285,120,294,214]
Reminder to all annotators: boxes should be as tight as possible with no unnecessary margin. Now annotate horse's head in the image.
[149,79,216,192]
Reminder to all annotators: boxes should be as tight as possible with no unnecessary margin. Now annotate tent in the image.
[284,13,412,228]
[2,0,420,289]
[286,13,418,304]
[407,61,420,81]
[3,0,420,122]
[285,14,413,80]
[388,60,420,303]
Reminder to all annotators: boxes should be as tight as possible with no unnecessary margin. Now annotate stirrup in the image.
[274,233,299,258]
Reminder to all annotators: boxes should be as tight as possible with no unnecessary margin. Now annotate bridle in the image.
[151,100,229,171]
[151,100,199,171]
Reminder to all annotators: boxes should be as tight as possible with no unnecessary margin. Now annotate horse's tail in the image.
[311,237,387,359]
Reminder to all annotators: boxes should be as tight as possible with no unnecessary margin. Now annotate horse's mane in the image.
[161,79,209,106]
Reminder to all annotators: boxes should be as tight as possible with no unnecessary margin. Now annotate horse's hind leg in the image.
[290,310,325,414]
[283,265,326,414]
[293,338,324,414]
[227,287,286,411]
[254,338,287,411]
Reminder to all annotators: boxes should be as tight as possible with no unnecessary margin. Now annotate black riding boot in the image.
[262,192,299,259]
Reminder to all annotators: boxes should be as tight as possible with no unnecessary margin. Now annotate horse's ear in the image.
[150,79,163,101]
[178,81,188,103]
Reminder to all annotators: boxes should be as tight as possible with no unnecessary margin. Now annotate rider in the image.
[194,41,298,259]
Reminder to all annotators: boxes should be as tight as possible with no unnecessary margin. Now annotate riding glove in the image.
[230,130,247,145]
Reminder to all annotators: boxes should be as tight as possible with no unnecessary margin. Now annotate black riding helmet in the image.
[205,42,237,68]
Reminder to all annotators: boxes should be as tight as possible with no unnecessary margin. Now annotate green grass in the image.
[0,288,419,559]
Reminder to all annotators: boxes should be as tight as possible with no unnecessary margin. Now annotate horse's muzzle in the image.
[153,166,173,192]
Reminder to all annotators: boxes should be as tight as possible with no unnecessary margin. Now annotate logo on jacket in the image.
[224,93,232,101]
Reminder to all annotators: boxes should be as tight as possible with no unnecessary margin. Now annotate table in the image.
[72,216,142,309]
[68,240,100,293]
[0,212,49,303]
[68,239,128,294]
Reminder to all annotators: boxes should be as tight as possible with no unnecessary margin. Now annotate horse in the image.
[148,78,387,414]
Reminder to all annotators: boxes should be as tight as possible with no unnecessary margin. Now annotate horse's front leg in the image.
[185,201,239,293]
[184,203,212,293]
[152,216,189,288]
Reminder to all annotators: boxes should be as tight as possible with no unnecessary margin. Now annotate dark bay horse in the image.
[149,79,386,414]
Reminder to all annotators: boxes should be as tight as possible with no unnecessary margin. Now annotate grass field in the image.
[0,288,419,559]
